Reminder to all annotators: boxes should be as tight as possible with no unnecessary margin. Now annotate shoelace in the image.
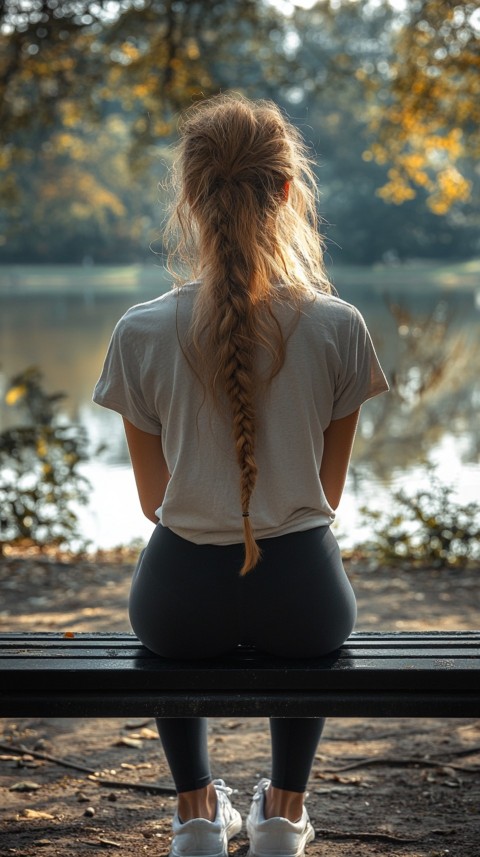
[212,778,234,798]
[252,778,271,801]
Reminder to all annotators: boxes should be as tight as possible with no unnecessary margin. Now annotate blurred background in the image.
[0,0,479,562]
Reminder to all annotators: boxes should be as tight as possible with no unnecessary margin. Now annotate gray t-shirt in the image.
[93,284,388,543]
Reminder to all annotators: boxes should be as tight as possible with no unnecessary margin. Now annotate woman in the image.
[93,93,388,857]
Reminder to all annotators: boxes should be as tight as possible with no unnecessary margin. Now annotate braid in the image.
[218,283,261,574]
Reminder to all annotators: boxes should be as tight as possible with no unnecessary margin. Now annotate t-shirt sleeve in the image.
[331,306,389,420]
[92,316,162,435]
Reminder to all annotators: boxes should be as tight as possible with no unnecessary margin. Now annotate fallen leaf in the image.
[115,737,143,749]
[9,780,41,792]
[19,809,54,820]
[120,761,152,770]
[64,631,75,638]
[129,728,158,740]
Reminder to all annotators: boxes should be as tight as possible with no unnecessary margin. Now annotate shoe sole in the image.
[170,811,242,857]
[247,820,315,857]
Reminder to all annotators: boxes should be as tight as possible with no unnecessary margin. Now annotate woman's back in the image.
[94,284,386,544]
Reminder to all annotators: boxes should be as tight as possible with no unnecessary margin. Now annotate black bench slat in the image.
[3,690,479,719]
[1,631,479,649]
[1,645,479,657]
[1,662,476,693]
[1,630,478,641]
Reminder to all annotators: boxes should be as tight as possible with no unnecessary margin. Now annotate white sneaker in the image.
[170,779,242,857]
[247,779,315,857]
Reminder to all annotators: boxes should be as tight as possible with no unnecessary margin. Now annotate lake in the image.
[1,262,479,552]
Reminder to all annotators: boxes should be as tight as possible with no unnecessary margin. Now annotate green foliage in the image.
[0,367,90,553]
[359,477,480,568]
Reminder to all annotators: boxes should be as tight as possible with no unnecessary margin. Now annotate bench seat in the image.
[1,631,479,719]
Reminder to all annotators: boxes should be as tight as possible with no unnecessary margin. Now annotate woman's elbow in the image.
[322,486,342,511]
[327,495,341,512]
[141,504,160,524]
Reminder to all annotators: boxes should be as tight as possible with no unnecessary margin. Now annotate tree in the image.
[0,0,293,261]
[0,1,290,156]
[364,0,480,213]
[282,0,479,261]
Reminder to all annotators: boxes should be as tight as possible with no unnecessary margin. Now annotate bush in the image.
[359,476,480,568]
[0,367,90,554]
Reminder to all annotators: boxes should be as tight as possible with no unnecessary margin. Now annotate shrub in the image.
[0,367,90,554]
[359,477,480,568]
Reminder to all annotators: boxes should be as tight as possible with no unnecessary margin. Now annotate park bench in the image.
[0,630,479,719]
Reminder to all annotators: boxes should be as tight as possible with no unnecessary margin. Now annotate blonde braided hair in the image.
[165,93,332,574]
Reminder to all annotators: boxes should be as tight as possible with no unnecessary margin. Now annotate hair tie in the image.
[242,512,250,518]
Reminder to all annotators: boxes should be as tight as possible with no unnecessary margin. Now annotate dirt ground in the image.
[0,551,479,857]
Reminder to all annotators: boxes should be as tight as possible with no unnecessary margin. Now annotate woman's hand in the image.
[320,408,360,510]
[122,418,170,522]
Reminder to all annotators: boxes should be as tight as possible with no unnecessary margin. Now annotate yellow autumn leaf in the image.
[185,39,200,60]
[37,436,49,458]
[5,385,27,406]
[120,42,141,62]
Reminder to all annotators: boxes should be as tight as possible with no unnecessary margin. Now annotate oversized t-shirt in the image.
[93,284,389,544]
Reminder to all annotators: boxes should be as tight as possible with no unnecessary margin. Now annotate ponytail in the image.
[165,93,332,573]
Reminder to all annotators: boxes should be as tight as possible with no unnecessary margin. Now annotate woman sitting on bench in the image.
[93,93,388,857]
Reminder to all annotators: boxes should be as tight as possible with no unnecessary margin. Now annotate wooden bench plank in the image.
[3,690,479,719]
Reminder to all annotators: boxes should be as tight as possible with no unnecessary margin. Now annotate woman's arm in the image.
[320,408,360,510]
[122,417,170,523]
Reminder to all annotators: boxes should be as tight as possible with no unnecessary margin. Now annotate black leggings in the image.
[129,524,356,793]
